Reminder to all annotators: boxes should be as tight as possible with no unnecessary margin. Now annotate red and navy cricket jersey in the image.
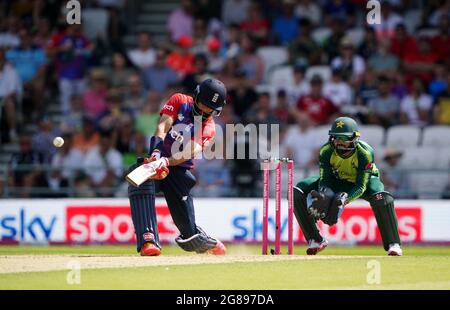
[160,93,216,169]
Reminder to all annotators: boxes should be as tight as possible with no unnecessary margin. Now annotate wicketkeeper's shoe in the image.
[387,243,402,256]
[140,242,161,256]
[207,240,227,255]
[306,239,328,255]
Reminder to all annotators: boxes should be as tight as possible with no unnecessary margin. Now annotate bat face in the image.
[126,164,156,187]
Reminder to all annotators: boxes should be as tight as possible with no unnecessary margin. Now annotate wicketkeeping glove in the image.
[322,192,348,225]
[307,190,329,220]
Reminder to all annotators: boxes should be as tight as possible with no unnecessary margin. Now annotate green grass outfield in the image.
[1,245,450,289]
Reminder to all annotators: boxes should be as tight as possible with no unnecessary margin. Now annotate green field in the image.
[1,245,450,290]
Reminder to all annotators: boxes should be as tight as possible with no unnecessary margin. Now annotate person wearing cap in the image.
[127,78,228,256]
[323,65,352,109]
[167,35,195,78]
[331,37,366,85]
[293,116,403,256]
[294,74,338,125]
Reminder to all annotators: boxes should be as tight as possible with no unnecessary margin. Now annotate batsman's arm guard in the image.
[149,136,163,154]
[175,227,217,253]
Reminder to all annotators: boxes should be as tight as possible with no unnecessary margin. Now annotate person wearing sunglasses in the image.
[127,78,227,256]
[293,116,402,256]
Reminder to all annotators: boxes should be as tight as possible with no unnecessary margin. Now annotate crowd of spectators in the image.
[0,0,449,198]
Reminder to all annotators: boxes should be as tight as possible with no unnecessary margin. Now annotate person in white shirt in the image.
[284,114,322,170]
[331,38,365,86]
[127,32,156,71]
[49,133,85,194]
[400,78,433,126]
[286,63,311,106]
[83,129,123,196]
[323,66,353,110]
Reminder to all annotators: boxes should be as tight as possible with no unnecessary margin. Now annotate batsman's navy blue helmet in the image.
[193,78,227,118]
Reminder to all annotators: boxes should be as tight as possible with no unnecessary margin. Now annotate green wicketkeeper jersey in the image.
[319,140,379,202]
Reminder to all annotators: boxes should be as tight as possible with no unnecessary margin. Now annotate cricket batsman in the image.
[128,78,227,256]
[293,117,403,256]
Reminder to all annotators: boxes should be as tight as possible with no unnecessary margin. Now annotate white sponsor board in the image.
[0,199,449,244]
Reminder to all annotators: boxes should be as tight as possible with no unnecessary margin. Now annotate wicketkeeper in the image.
[293,117,402,256]
[128,79,227,256]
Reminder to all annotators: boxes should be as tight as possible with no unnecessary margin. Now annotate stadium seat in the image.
[257,47,288,82]
[408,172,449,199]
[359,125,385,147]
[269,66,294,88]
[385,125,421,148]
[314,125,331,142]
[422,126,450,148]
[305,66,332,82]
[435,147,450,169]
[311,27,332,45]
[345,28,365,47]
[398,147,437,170]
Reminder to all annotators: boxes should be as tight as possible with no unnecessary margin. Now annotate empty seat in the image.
[422,126,450,148]
[82,9,109,40]
[305,66,332,82]
[435,147,450,169]
[257,47,288,82]
[386,125,421,148]
[398,147,437,170]
[359,125,384,147]
[269,66,294,88]
[408,172,449,199]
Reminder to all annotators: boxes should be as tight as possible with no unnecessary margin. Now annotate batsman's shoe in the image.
[306,239,328,255]
[140,242,161,256]
[387,243,402,256]
[207,240,227,255]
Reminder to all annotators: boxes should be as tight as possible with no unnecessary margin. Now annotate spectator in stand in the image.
[294,0,322,26]
[61,95,83,132]
[32,115,61,164]
[6,28,47,121]
[378,148,408,198]
[216,57,240,90]
[354,68,378,123]
[73,116,100,154]
[115,115,135,155]
[127,31,155,71]
[50,24,93,115]
[368,38,399,76]
[358,26,378,60]
[429,62,448,100]
[273,89,291,125]
[222,0,250,26]
[221,23,241,59]
[427,0,450,27]
[135,91,161,138]
[122,131,149,169]
[0,16,20,49]
[323,66,353,110]
[285,62,310,106]
[431,15,450,63]
[206,38,225,74]
[9,131,48,198]
[106,51,136,94]
[167,35,195,78]
[324,0,355,27]
[403,36,439,84]
[123,74,147,117]
[83,129,122,197]
[191,18,209,55]
[294,75,338,125]
[272,0,299,45]
[331,37,366,86]
[371,0,404,38]
[433,73,450,125]
[227,69,258,120]
[390,24,417,61]
[284,113,322,170]
[323,17,346,61]
[49,132,85,196]
[0,48,22,143]
[183,53,213,93]
[143,49,178,94]
[399,78,433,126]
[238,33,264,86]
[82,69,109,119]
[97,89,133,131]
[244,91,279,129]
[240,2,269,44]
[167,0,194,41]
[288,19,321,66]
[33,18,52,48]
[367,75,400,128]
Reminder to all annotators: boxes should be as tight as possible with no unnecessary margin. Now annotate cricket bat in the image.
[126,163,156,187]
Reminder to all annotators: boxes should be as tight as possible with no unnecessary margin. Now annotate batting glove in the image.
[148,157,169,180]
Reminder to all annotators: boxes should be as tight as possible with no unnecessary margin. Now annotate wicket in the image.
[262,158,294,255]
